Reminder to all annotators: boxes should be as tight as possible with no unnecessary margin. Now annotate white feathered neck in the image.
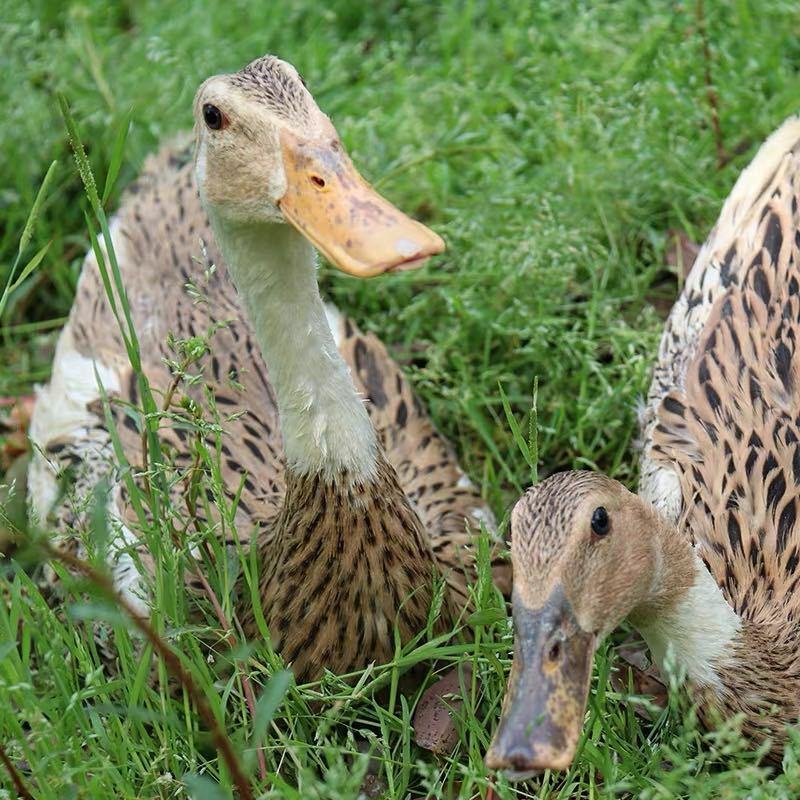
[209,214,378,481]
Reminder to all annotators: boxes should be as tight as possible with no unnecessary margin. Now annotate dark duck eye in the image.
[591,506,610,537]
[203,103,225,130]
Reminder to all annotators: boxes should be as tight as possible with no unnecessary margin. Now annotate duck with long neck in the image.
[193,56,450,680]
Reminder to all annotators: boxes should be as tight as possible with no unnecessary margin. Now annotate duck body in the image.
[640,115,800,748]
[488,116,800,773]
[29,56,508,681]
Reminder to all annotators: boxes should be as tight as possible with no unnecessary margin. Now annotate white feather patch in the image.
[28,325,121,521]
[636,553,740,694]
[323,302,343,349]
[28,218,150,617]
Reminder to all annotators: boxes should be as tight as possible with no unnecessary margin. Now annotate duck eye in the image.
[591,506,610,537]
[203,103,226,130]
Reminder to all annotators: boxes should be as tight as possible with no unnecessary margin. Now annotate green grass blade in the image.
[183,773,231,800]
[0,240,52,320]
[62,94,168,502]
[16,159,58,260]
[247,670,292,771]
[0,159,58,321]
[528,375,539,485]
[498,380,535,479]
[58,93,101,214]
[103,107,134,206]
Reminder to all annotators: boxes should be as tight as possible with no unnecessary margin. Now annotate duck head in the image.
[193,54,444,276]
[486,470,667,776]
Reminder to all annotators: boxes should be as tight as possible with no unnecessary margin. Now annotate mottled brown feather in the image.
[647,119,800,751]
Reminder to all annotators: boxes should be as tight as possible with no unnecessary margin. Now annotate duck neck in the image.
[629,525,741,696]
[210,215,377,481]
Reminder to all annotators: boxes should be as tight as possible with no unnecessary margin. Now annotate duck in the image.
[27,54,510,681]
[486,115,800,773]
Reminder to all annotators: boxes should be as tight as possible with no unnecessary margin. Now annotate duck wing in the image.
[642,117,800,621]
[28,139,289,606]
[336,317,511,597]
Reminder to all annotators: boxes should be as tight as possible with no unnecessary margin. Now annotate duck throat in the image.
[631,552,741,696]
[210,215,377,480]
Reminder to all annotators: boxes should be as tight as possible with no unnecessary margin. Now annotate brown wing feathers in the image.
[652,133,800,623]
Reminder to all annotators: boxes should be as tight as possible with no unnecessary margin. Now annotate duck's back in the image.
[29,138,501,602]
[640,118,800,624]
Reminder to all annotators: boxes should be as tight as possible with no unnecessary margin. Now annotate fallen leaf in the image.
[414,664,473,754]
[610,635,667,720]
[1,395,35,470]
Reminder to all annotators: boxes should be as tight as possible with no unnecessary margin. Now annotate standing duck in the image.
[28,55,509,681]
[487,116,800,772]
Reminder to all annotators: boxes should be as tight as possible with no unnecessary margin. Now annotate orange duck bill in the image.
[278,128,445,277]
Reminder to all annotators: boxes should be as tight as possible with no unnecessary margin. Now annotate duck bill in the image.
[278,128,445,277]
[486,585,596,777]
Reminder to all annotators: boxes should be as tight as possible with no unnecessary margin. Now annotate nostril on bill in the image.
[508,749,534,771]
[488,737,536,771]
[548,640,562,662]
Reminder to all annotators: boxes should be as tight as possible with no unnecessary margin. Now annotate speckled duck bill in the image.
[278,127,445,277]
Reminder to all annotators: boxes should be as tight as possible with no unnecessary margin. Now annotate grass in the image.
[2,0,800,796]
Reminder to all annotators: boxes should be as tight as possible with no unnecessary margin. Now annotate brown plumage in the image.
[645,117,800,749]
[487,116,800,774]
[29,55,509,682]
